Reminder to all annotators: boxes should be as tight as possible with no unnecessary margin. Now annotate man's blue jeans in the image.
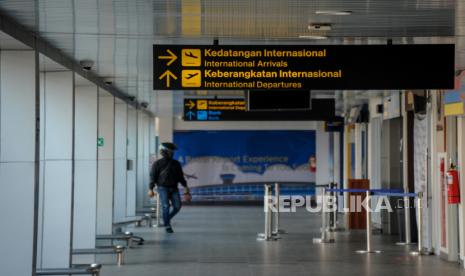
[157,186,182,227]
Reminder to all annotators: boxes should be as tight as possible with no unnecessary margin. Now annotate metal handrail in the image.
[36,263,102,276]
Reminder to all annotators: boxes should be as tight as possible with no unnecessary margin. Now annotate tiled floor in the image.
[98,206,465,276]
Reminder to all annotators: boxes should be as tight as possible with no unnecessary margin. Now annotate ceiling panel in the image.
[0,0,463,114]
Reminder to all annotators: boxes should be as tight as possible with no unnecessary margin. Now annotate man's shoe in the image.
[166,227,174,233]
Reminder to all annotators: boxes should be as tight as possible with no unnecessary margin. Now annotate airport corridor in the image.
[98,206,465,276]
[2,1,465,275]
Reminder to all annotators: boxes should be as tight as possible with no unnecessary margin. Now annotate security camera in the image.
[80,60,94,71]
[128,96,136,102]
[308,23,332,31]
[140,102,149,109]
[103,77,113,85]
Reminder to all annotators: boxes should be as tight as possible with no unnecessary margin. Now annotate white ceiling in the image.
[0,0,463,114]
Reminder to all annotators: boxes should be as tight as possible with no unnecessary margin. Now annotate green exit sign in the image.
[97,137,104,147]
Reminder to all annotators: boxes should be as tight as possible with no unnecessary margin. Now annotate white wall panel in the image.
[75,86,98,160]
[137,112,147,210]
[73,85,98,259]
[0,163,35,275]
[97,160,114,235]
[0,50,36,276]
[127,107,137,215]
[0,51,36,162]
[97,93,115,235]
[175,118,318,130]
[44,72,73,160]
[114,103,128,220]
[38,71,74,269]
[41,161,72,267]
[137,112,152,209]
[73,161,97,246]
[157,90,173,142]
[316,123,330,185]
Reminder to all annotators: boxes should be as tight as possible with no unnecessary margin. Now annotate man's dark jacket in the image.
[150,157,187,190]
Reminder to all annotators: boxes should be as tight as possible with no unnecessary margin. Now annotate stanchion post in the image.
[257,184,277,241]
[411,192,425,256]
[396,194,413,245]
[329,183,339,231]
[356,191,381,254]
[273,182,285,236]
[313,187,334,243]
[405,194,412,244]
[155,192,161,227]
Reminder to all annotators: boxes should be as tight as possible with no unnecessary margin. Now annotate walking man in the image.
[148,142,190,233]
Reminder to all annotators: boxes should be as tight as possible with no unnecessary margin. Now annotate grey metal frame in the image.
[72,245,125,266]
[36,264,102,276]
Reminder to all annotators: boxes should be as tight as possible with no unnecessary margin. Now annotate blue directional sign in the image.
[185,110,196,120]
[183,98,337,121]
[197,111,208,120]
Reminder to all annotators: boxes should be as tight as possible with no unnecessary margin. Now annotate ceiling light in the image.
[298,35,328,40]
[315,10,352,15]
[308,23,332,31]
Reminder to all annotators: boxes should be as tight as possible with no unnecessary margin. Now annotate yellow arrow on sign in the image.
[186,100,196,109]
[158,49,178,66]
[159,70,177,88]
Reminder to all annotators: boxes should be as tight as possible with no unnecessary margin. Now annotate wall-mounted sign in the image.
[154,44,454,90]
[97,137,104,147]
[444,91,465,116]
[183,98,335,121]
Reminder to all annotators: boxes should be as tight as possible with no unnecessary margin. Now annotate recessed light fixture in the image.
[315,10,352,15]
[308,23,332,31]
[298,35,328,40]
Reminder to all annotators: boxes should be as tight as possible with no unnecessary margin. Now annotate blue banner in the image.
[173,130,316,201]
[174,130,315,174]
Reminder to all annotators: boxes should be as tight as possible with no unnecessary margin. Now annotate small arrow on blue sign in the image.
[185,111,196,120]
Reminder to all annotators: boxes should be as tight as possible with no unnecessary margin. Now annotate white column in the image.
[137,112,151,210]
[368,117,383,226]
[157,90,173,143]
[97,91,115,235]
[458,116,465,263]
[429,91,441,255]
[342,125,350,221]
[114,101,128,220]
[0,50,37,276]
[38,71,74,268]
[354,123,363,179]
[316,122,331,185]
[401,92,412,243]
[127,107,138,215]
[333,132,343,210]
[333,132,341,184]
[73,84,98,264]
[446,116,459,261]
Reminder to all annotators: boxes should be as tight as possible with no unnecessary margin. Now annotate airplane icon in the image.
[182,70,201,87]
[182,49,201,66]
[185,72,199,80]
[185,51,199,59]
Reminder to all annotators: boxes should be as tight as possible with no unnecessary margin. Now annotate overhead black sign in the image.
[247,90,312,111]
[154,44,454,90]
[183,98,335,121]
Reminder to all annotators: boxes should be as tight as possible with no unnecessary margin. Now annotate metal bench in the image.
[73,245,125,266]
[36,263,102,276]
[96,231,144,247]
[115,230,145,246]
[113,216,148,228]
[96,232,133,247]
